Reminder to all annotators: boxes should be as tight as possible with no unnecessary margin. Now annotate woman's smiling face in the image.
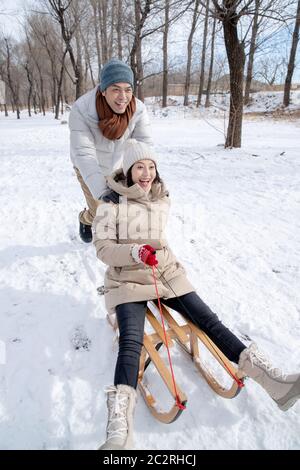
[131,160,157,192]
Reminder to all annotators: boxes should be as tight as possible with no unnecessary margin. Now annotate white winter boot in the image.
[98,384,137,450]
[238,343,300,411]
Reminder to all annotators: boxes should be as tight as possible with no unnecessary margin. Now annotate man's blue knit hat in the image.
[99,59,134,91]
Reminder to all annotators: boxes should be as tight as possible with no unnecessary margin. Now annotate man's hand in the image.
[99,189,120,204]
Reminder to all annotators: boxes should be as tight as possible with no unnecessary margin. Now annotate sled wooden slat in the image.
[142,335,185,403]
[145,310,174,347]
[138,333,187,424]
[159,305,189,344]
[178,323,245,399]
[187,322,239,379]
[190,329,199,358]
[138,381,187,424]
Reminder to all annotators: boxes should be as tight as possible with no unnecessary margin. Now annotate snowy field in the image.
[0,103,300,450]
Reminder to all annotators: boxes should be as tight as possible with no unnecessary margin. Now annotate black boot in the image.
[79,221,92,243]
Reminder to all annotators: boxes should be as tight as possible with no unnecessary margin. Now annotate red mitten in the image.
[132,244,158,266]
[140,245,158,266]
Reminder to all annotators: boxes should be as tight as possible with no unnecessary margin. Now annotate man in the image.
[69,59,152,243]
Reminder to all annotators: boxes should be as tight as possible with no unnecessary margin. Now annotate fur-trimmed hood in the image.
[105,168,169,201]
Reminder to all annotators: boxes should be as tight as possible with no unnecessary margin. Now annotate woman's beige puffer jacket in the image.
[92,169,194,317]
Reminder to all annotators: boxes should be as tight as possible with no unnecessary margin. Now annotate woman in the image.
[92,139,300,450]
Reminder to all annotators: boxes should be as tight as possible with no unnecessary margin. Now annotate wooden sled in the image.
[138,301,245,424]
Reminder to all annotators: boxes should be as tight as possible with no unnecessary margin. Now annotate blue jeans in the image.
[115,292,246,389]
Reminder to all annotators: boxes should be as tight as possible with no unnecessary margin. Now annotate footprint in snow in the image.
[70,326,91,351]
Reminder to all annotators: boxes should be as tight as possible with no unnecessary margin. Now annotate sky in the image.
[0,0,27,34]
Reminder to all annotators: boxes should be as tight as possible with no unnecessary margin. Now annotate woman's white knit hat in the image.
[122,139,157,176]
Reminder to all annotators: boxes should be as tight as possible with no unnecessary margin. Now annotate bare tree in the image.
[74,11,83,96]
[209,1,247,147]
[22,40,35,117]
[205,13,217,107]
[122,0,192,102]
[197,0,209,107]
[27,14,69,119]
[108,0,116,58]
[162,0,169,107]
[243,0,290,104]
[142,0,193,104]
[0,52,9,115]
[244,0,260,105]
[79,20,96,88]
[46,0,84,99]
[24,29,47,116]
[184,0,200,106]
[129,0,152,101]
[26,14,60,111]
[99,0,109,63]
[23,60,34,116]
[117,0,123,59]
[90,0,102,70]
[3,38,21,118]
[256,55,286,85]
[283,0,300,107]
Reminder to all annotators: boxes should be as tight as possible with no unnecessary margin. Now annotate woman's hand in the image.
[131,244,158,266]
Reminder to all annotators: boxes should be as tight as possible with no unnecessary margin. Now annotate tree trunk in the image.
[52,77,57,111]
[41,33,59,112]
[130,0,151,101]
[134,0,143,101]
[55,49,68,119]
[162,0,169,108]
[4,38,21,119]
[63,72,70,105]
[48,1,83,99]
[223,16,245,147]
[117,0,123,59]
[74,26,84,99]
[55,64,63,119]
[83,38,96,87]
[205,15,216,108]
[28,40,46,116]
[109,0,116,58]
[100,0,108,62]
[136,39,144,101]
[283,0,300,107]
[39,72,46,116]
[24,63,33,117]
[33,93,37,114]
[184,0,200,106]
[197,0,209,107]
[244,0,260,105]
[91,0,102,70]
[27,94,32,117]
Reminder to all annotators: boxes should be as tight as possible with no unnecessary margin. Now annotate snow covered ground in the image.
[0,104,300,450]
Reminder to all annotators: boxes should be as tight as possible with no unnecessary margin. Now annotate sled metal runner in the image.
[138,301,245,424]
